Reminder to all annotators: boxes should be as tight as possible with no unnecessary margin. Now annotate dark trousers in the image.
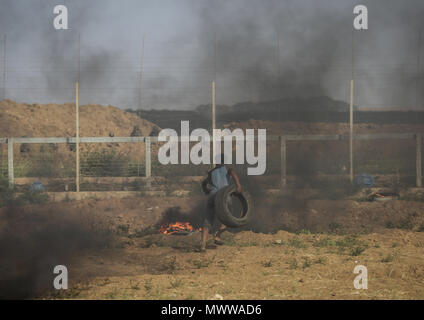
[204,192,222,234]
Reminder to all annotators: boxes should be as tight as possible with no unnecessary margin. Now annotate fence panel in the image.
[0,133,422,192]
[0,141,7,180]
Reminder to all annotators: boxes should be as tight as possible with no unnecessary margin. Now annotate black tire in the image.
[214,185,254,228]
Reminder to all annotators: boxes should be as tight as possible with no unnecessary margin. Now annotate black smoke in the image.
[0,204,111,299]
[1,0,424,109]
[193,0,424,109]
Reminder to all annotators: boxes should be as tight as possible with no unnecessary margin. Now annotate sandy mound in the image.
[0,100,162,162]
[0,100,158,138]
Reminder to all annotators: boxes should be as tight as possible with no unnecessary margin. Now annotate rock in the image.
[209,294,223,300]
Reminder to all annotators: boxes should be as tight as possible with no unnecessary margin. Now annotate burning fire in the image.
[159,221,196,235]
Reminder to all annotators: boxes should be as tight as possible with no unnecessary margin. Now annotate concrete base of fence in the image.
[46,191,163,201]
[39,187,424,202]
[44,190,195,201]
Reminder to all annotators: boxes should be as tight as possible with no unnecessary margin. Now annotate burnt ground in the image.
[1,195,424,299]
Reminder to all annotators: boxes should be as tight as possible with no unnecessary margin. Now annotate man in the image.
[201,154,242,251]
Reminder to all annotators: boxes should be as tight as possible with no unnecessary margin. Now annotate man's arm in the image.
[228,167,242,193]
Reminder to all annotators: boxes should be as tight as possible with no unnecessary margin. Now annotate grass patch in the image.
[302,257,312,269]
[238,241,260,247]
[80,149,135,177]
[0,179,49,207]
[381,253,395,263]
[192,258,213,269]
[350,246,366,256]
[313,235,368,255]
[129,281,140,290]
[328,222,343,234]
[386,217,414,230]
[262,260,273,268]
[288,238,307,249]
[314,256,328,264]
[222,238,238,246]
[335,235,363,248]
[104,288,119,299]
[116,224,130,235]
[313,237,337,247]
[144,278,153,293]
[169,278,183,289]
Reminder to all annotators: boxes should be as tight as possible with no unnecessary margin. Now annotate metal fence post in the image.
[7,138,13,187]
[145,137,151,189]
[417,133,422,187]
[280,136,286,188]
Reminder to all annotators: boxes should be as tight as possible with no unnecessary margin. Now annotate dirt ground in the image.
[51,229,424,300]
[1,195,423,300]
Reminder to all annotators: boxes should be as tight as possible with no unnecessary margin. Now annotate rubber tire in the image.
[214,184,254,228]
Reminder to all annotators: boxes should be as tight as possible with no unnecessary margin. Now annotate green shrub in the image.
[0,178,15,207]
[14,145,74,178]
[0,179,49,207]
[80,150,133,177]
[15,186,49,205]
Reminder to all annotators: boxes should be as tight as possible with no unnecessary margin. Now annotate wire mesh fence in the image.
[13,143,75,178]
[0,133,422,193]
[0,143,7,179]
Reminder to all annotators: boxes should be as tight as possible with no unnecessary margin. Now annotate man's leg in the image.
[213,225,226,245]
[201,226,209,251]
[215,225,227,239]
[201,194,215,250]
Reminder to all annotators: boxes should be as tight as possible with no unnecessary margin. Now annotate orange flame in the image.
[159,221,195,234]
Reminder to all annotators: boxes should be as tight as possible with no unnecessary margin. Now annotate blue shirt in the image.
[209,166,231,195]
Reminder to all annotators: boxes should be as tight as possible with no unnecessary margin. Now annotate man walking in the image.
[201,154,242,251]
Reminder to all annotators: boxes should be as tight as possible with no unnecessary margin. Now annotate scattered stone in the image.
[209,294,223,300]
